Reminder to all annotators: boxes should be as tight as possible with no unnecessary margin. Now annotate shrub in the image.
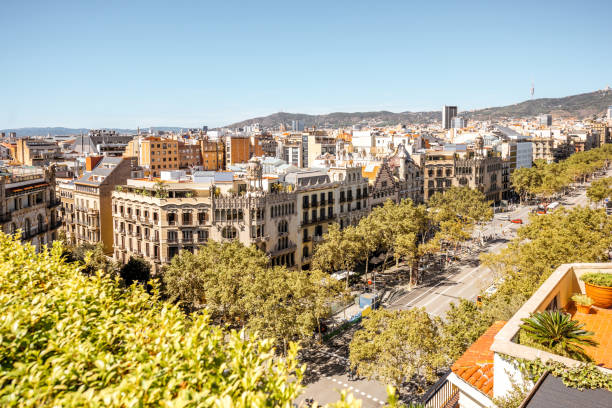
[0,233,305,407]
[581,272,612,287]
[571,293,594,306]
[520,310,598,362]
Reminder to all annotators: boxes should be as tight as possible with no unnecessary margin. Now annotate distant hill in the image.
[225,89,612,129]
[0,126,188,138]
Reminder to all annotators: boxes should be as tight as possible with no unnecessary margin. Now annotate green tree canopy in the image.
[119,255,151,285]
[349,308,445,390]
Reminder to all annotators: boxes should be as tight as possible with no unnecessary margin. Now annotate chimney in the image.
[86,155,103,171]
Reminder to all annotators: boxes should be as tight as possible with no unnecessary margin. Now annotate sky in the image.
[1,0,611,129]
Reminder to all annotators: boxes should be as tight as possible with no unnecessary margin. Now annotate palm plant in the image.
[520,310,598,361]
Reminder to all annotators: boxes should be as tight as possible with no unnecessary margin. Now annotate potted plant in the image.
[580,272,612,308]
[571,293,594,314]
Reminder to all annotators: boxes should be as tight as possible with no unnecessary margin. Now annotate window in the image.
[197,230,209,242]
[182,212,191,225]
[182,230,193,241]
[278,220,288,233]
[167,231,178,242]
[222,226,237,240]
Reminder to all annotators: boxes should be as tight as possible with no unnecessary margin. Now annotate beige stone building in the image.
[112,160,372,273]
[70,157,133,253]
[422,139,506,203]
[0,165,61,250]
[531,137,573,163]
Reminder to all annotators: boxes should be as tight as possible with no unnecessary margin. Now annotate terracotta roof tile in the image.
[451,321,506,398]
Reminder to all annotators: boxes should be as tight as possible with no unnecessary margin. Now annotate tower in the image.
[246,158,263,191]
[442,105,458,129]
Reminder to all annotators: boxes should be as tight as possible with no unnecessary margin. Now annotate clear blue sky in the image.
[1,0,611,129]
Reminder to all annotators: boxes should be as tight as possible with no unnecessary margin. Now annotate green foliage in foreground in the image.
[0,233,305,407]
[581,272,612,287]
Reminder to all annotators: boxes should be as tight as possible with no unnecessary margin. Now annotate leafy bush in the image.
[520,310,597,362]
[0,233,305,407]
[571,293,594,306]
[119,256,151,285]
[580,272,612,287]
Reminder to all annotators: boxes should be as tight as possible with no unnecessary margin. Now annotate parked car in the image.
[536,209,546,215]
[510,219,523,224]
[498,214,511,220]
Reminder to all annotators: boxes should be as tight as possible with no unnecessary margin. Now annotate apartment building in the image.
[178,141,201,169]
[0,165,61,250]
[57,178,76,242]
[304,132,336,168]
[531,137,573,163]
[112,162,297,274]
[423,147,505,202]
[71,157,132,253]
[225,135,263,166]
[200,138,225,170]
[112,160,372,273]
[15,138,61,166]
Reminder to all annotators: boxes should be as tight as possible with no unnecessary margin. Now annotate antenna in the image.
[530,82,535,99]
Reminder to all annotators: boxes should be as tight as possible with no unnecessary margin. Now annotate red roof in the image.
[451,321,506,397]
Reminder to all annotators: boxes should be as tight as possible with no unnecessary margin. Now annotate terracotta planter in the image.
[584,282,612,308]
[575,303,592,314]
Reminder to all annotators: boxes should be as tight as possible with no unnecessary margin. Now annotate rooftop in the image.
[570,306,612,369]
[451,321,506,398]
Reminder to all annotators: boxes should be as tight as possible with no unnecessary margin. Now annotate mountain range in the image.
[3,89,611,137]
[226,89,612,129]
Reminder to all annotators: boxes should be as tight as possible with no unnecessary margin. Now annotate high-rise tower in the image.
[442,105,458,129]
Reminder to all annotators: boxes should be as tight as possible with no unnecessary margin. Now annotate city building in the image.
[443,105,458,130]
[225,135,264,167]
[531,136,573,163]
[538,114,553,127]
[291,120,305,132]
[304,132,336,168]
[422,138,505,202]
[15,138,61,166]
[70,130,133,157]
[70,157,133,253]
[199,137,225,170]
[178,141,201,169]
[57,178,76,242]
[607,105,612,120]
[451,117,466,129]
[0,165,61,250]
[126,136,180,177]
[112,160,371,273]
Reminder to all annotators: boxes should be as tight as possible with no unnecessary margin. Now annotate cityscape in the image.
[1,2,612,408]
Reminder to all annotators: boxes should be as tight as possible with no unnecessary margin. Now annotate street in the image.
[297,172,604,407]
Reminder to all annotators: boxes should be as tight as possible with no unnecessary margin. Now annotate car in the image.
[498,214,511,220]
[536,209,546,215]
[510,218,523,224]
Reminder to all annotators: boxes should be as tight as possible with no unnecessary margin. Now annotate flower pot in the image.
[576,303,592,314]
[584,282,612,308]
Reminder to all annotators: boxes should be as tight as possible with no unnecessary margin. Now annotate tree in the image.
[119,256,151,285]
[520,310,598,362]
[349,308,445,391]
[62,241,117,276]
[163,241,269,320]
[427,187,493,256]
[440,299,492,362]
[244,266,343,353]
[511,167,541,204]
[587,177,612,206]
[312,223,362,288]
[0,232,308,407]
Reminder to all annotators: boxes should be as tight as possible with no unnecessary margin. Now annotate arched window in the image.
[24,218,31,235]
[221,226,237,240]
[303,246,309,258]
[9,223,16,235]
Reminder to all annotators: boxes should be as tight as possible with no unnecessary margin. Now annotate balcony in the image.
[269,242,297,256]
[302,235,312,242]
[47,200,61,209]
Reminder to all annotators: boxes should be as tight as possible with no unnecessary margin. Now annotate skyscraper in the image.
[538,114,552,127]
[442,105,458,129]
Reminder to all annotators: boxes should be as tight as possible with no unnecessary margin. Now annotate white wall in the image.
[493,353,531,399]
